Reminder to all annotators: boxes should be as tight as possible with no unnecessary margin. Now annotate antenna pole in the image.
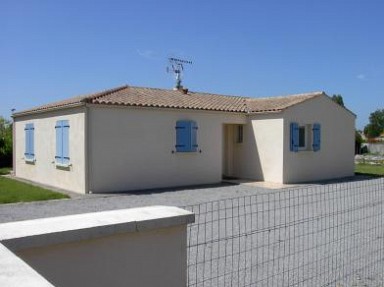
[167,58,192,90]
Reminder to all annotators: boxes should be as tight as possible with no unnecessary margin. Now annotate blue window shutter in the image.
[175,121,189,152]
[62,120,70,164]
[290,122,299,152]
[56,120,70,164]
[175,120,198,152]
[312,123,321,152]
[191,121,198,152]
[24,125,29,158]
[30,125,34,157]
[24,123,34,160]
[55,121,63,164]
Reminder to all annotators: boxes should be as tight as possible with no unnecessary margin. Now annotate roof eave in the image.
[12,102,86,118]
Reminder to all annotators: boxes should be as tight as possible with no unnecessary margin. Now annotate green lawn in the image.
[355,163,384,177]
[0,176,69,204]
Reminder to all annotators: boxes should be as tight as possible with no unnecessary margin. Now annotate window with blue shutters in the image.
[312,123,321,152]
[55,120,70,165]
[291,122,321,152]
[175,120,198,152]
[24,123,35,161]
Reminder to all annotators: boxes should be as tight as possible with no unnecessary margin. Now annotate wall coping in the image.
[0,206,195,286]
[0,206,194,251]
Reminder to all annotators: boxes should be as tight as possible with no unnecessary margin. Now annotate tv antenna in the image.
[167,57,192,90]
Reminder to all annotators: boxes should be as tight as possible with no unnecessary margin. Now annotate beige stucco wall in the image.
[88,105,246,193]
[282,95,355,183]
[18,226,186,287]
[232,115,284,182]
[1,206,194,287]
[14,107,86,193]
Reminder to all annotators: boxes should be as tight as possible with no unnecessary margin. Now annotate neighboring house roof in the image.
[13,85,327,116]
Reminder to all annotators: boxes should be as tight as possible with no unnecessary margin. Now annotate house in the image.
[12,85,356,194]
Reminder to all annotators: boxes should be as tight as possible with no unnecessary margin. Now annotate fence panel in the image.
[184,178,384,287]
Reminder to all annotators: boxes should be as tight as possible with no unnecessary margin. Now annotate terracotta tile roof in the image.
[245,92,324,113]
[13,85,324,116]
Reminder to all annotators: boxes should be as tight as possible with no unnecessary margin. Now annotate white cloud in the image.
[356,74,366,80]
[137,49,157,59]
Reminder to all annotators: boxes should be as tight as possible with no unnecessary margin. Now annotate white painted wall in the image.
[282,95,355,183]
[14,108,86,193]
[233,115,284,182]
[88,105,246,193]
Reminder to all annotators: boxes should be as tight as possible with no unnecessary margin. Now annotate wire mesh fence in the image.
[184,178,384,287]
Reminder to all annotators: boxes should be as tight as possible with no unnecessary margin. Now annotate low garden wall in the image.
[0,206,194,287]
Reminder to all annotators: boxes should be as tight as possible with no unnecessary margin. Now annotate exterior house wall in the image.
[233,115,284,182]
[14,108,86,193]
[88,105,246,193]
[282,96,355,183]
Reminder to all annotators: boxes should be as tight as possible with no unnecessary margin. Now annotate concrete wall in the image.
[0,206,194,287]
[87,105,246,193]
[363,143,384,155]
[14,107,86,193]
[282,95,355,183]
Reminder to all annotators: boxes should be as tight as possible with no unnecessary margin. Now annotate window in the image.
[55,120,70,165]
[175,120,198,152]
[236,125,243,143]
[298,126,306,148]
[24,123,35,161]
[290,122,321,152]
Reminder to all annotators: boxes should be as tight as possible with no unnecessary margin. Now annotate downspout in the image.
[11,115,16,176]
[84,105,90,194]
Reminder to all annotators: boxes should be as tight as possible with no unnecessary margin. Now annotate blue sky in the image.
[1,0,383,129]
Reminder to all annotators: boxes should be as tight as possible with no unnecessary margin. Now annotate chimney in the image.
[174,85,188,94]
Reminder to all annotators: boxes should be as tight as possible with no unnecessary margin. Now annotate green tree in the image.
[364,109,384,138]
[331,94,345,107]
[355,130,364,154]
[0,116,13,167]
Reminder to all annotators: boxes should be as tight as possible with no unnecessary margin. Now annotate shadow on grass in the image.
[354,172,384,178]
[0,167,11,176]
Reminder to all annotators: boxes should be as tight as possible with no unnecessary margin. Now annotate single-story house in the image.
[13,85,355,194]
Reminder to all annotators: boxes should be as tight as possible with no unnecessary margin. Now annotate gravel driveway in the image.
[0,182,274,223]
[1,176,383,287]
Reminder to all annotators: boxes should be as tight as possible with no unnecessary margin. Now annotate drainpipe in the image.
[11,110,16,176]
[84,104,90,194]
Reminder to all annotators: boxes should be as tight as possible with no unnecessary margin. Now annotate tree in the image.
[0,116,12,167]
[364,109,384,138]
[355,130,363,154]
[331,94,345,107]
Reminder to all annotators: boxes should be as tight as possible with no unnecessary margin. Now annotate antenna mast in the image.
[167,57,192,90]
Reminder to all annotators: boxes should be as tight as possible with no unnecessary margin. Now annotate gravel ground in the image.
[185,177,384,287]
[0,182,275,223]
[1,176,383,286]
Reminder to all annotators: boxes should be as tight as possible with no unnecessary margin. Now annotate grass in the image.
[0,176,69,204]
[355,163,384,177]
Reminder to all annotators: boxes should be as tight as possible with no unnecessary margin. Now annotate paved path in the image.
[0,183,275,223]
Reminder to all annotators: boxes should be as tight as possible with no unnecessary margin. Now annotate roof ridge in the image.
[83,85,129,103]
[247,91,325,102]
[127,85,251,100]
[189,90,250,99]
